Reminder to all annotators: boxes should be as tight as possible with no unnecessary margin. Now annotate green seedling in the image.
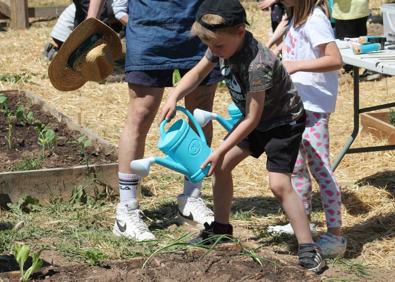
[7,196,41,215]
[15,105,34,126]
[0,94,15,149]
[389,109,395,127]
[83,248,106,266]
[12,156,43,171]
[13,244,43,282]
[38,127,56,154]
[76,135,92,165]
[0,73,32,84]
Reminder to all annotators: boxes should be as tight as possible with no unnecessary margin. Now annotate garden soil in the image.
[0,91,117,172]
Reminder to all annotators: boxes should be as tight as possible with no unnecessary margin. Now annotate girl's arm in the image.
[267,15,288,48]
[160,56,216,121]
[282,41,342,74]
[87,0,105,18]
[201,90,265,175]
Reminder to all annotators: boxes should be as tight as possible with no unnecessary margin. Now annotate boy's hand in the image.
[201,150,225,176]
[159,97,177,122]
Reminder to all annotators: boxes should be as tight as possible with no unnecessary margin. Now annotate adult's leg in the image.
[184,84,217,145]
[177,84,217,225]
[113,84,163,242]
[118,84,164,173]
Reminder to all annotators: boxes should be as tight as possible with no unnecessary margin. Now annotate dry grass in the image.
[0,0,394,270]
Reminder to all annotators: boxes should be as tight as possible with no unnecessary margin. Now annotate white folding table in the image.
[332,44,395,170]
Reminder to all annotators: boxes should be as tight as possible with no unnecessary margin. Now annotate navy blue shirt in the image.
[125,0,207,71]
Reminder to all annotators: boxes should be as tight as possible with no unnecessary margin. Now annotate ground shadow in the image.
[143,201,179,230]
[355,170,395,196]
[343,211,395,259]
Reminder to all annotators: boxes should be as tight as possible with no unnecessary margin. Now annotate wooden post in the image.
[10,0,28,29]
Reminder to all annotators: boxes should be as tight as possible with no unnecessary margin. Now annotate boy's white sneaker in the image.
[177,194,214,228]
[316,232,347,258]
[267,222,317,235]
[113,201,156,242]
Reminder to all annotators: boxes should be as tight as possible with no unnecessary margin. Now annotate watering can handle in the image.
[160,106,207,144]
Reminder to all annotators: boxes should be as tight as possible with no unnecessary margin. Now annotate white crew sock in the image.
[118,172,139,204]
[182,177,202,198]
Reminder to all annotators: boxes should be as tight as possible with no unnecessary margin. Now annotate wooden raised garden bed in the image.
[361,112,395,144]
[0,90,118,205]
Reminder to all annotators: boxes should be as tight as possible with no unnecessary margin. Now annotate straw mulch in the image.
[0,0,394,270]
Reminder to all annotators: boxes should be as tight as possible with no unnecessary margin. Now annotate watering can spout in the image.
[155,156,189,175]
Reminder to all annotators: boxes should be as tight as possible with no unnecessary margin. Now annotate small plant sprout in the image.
[15,105,34,126]
[389,108,395,127]
[0,94,15,149]
[77,135,92,165]
[38,127,56,154]
[13,244,43,282]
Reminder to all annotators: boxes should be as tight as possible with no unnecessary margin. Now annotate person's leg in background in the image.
[44,3,76,60]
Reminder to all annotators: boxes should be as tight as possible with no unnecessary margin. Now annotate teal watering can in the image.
[193,103,243,131]
[130,106,212,183]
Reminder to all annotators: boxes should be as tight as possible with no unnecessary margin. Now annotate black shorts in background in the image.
[335,16,368,39]
[238,114,305,174]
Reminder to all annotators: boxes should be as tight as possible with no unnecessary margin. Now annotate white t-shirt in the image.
[283,7,338,113]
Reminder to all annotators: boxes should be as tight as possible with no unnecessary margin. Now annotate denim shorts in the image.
[125,68,222,88]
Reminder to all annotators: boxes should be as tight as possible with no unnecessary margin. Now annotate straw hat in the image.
[48,18,122,91]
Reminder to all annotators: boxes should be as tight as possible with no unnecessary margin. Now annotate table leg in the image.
[331,66,360,171]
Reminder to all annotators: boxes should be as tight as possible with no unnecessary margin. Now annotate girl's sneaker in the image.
[316,232,347,258]
[267,222,317,235]
[298,243,326,273]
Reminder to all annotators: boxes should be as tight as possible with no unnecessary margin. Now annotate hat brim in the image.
[48,18,122,91]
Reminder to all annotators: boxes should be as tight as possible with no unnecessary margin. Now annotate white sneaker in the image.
[267,222,317,235]
[317,232,347,258]
[113,201,156,242]
[177,194,214,228]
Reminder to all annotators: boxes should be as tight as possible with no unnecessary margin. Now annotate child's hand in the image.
[282,60,298,75]
[201,150,225,176]
[159,97,177,122]
[257,0,276,10]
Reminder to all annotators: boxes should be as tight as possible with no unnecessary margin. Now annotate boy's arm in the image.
[282,41,342,74]
[160,56,216,121]
[87,0,106,18]
[202,90,265,175]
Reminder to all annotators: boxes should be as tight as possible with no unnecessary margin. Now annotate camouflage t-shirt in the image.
[205,31,304,132]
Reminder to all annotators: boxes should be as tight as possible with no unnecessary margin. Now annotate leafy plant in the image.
[15,105,34,126]
[13,244,43,282]
[76,135,92,165]
[83,248,106,266]
[12,156,43,171]
[0,95,15,149]
[0,73,32,84]
[38,127,56,154]
[7,196,41,215]
[389,109,395,127]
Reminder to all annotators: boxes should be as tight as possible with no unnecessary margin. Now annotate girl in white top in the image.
[273,0,346,258]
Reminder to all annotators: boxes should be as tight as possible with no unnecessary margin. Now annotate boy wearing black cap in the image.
[160,0,325,273]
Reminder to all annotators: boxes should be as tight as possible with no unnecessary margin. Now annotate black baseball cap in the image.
[196,0,248,31]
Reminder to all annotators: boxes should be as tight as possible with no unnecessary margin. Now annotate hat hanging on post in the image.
[48,17,122,91]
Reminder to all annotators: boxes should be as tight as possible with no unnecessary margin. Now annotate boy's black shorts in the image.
[238,114,306,174]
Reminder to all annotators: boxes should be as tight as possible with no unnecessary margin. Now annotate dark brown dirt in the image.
[0,246,320,282]
[0,91,117,172]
